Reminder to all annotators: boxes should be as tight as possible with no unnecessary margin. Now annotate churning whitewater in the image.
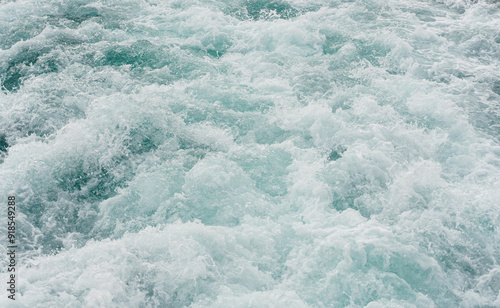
[1,0,500,307]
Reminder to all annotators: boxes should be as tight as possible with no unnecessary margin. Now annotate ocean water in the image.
[1,0,500,307]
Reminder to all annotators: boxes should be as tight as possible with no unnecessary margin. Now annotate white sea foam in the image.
[1,0,500,306]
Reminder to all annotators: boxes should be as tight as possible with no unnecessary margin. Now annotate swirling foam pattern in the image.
[1,0,500,307]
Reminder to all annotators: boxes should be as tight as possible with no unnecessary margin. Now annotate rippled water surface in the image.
[1,0,500,307]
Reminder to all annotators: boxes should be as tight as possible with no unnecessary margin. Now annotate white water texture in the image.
[1,0,500,307]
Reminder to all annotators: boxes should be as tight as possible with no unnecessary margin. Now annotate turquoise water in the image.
[1,0,500,307]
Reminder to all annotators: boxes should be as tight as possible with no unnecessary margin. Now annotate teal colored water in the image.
[1,0,500,307]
